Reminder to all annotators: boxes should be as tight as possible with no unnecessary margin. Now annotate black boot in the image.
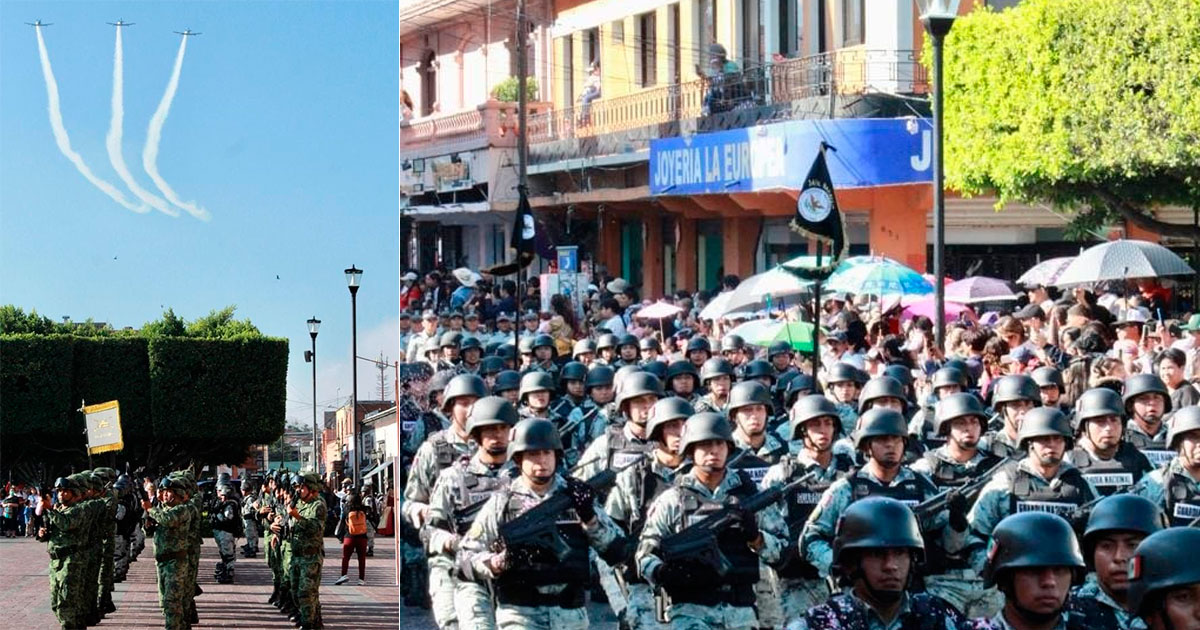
[267,585,279,605]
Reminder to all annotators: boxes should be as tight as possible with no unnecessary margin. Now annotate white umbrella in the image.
[635,301,684,320]
[698,291,734,321]
[721,267,812,315]
[1054,240,1195,287]
[1016,257,1074,288]
[726,318,779,341]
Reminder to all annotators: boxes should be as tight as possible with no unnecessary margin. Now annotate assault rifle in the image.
[913,457,1012,523]
[659,472,815,577]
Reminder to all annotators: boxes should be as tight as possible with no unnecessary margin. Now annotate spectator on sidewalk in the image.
[335,492,370,586]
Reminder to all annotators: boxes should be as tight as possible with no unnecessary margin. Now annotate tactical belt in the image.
[155,549,189,562]
[495,583,586,609]
[49,546,75,560]
[667,583,755,607]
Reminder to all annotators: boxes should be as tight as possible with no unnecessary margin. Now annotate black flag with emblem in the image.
[789,143,847,277]
[483,186,537,276]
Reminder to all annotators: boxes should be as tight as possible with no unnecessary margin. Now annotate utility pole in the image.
[514,0,529,348]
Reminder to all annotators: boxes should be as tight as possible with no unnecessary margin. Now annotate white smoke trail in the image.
[107,27,178,217]
[34,26,148,213]
[143,35,210,221]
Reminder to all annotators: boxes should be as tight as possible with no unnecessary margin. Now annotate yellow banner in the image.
[84,400,124,455]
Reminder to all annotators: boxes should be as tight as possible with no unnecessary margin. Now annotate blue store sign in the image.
[650,118,933,195]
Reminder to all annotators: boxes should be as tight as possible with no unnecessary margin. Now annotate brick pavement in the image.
[1,535,399,629]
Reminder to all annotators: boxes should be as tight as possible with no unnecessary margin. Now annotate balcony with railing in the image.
[527,48,928,165]
[400,99,553,160]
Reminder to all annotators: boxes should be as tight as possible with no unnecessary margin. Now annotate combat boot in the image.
[267,585,279,605]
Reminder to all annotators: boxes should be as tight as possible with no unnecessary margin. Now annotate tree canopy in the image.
[941,0,1200,239]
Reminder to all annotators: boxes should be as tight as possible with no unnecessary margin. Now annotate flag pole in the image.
[812,242,822,384]
[514,0,529,361]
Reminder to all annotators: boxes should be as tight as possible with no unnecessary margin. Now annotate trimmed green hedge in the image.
[0,334,75,435]
[72,337,152,439]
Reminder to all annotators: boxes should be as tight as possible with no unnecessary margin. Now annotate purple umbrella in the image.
[1016,257,1075,288]
[945,276,1017,304]
[901,297,978,323]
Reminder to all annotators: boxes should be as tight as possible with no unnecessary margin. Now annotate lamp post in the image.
[345,265,363,487]
[919,0,963,352]
[305,317,321,472]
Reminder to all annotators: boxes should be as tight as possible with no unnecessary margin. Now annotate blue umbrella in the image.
[825,257,933,297]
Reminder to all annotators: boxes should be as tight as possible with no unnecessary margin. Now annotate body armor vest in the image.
[848,470,936,510]
[1165,469,1200,527]
[1070,443,1148,496]
[606,425,654,471]
[777,454,854,580]
[1125,425,1173,468]
[727,448,772,485]
[451,467,512,534]
[492,489,590,609]
[664,471,759,607]
[1009,467,1091,518]
[620,460,674,583]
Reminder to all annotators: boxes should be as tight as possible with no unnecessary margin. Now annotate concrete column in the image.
[866,185,930,271]
[643,210,665,299]
[598,209,623,278]
[722,215,760,279]
[676,216,698,291]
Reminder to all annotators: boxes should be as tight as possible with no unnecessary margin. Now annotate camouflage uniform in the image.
[41,494,89,629]
[182,473,203,625]
[149,497,198,630]
[636,469,788,630]
[729,434,789,629]
[289,480,327,630]
[242,490,260,557]
[1131,456,1200,527]
[400,407,446,606]
[1066,573,1147,630]
[97,478,119,616]
[692,394,727,415]
[574,423,654,482]
[960,609,1088,630]
[793,591,965,630]
[460,474,624,630]
[211,494,241,582]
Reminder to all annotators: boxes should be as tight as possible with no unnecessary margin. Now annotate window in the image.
[697,0,716,65]
[669,3,681,83]
[584,28,600,67]
[419,49,437,117]
[778,0,798,57]
[638,12,657,87]
[841,0,864,46]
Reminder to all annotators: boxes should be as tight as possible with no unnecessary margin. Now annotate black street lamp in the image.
[919,0,963,352]
[345,265,363,487]
[305,316,321,472]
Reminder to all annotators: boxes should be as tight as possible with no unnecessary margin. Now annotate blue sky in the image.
[1,1,400,428]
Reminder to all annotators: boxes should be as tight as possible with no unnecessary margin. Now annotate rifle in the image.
[1066,493,1109,526]
[659,472,814,577]
[913,457,1012,523]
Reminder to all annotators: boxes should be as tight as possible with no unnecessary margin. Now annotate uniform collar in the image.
[1017,458,1077,482]
[857,466,916,486]
[679,468,748,499]
[931,446,986,466]
[843,590,913,629]
[990,609,1068,630]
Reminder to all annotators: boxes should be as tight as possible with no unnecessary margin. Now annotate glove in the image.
[734,506,760,543]
[566,477,597,523]
[653,561,693,588]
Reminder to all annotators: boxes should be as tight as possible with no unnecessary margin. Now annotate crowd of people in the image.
[395,262,1200,630]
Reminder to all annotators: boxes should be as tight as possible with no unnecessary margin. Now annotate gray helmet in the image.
[1127,528,1200,616]
[933,392,988,437]
[466,396,520,436]
[726,381,771,415]
[992,374,1040,406]
[573,338,597,358]
[519,372,556,401]
[785,373,817,406]
[596,333,618,352]
[493,370,522,394]
[1031,366,1065,393]
[790,394,842,440]
[440,330,464,349]
[883,364,914,388]
[1017,407,1074,450]
[826,362,860,385]
[680,412,735,457]
[1167,405,1200,450]
[114,475,131,491]
[460,336,483,352]
[559,361,588,385]
[665,361,700,390]
[831,497,925,576]
[1074,388,1125,426]
[643,360,667,380]
[983,512,1085,588]
[617,334,639,351]
[854,408,908,451]
[518,336,536,355]
[767,341,793,359]
[495,344,517,361]
[741,360,775,382]
[442,374,487,412]
[930,366,968,392]
[720,335,746,353]
[685,337,712,355]
[507,418,563,459]
[585,365,615,389]
[423,337,442,357]
[647,397,694,442]
[1082,494,1167,569]
[639,337,662,352]
[1123,374,1172,414]
[480,356,506,376]
[533,334,556,352]
[240,478,253,492]
[857,376,908,414]
[617,373,663,411]
[700,357,735,383]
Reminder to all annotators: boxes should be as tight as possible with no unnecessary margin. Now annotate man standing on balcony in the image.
[578,62,601,126]
[702,43,744,117]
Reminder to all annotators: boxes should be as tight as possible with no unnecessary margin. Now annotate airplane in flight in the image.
[25,20,52,27]
[174,28,201,36]
[108,19,135,27]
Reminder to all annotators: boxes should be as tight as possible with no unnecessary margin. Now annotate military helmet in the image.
[790,394,842,440]
[1074,388,1125,425]
[93,467,118,485]
[1031,366,1065,393]
[934,392,989,436]
[440,330,464,349]
[585,365,616,389]
[573,338,597,358]
[1123,374,1172,414]
[883,364,915,388]
[857,376,908,413]
[460,336,483,352]
[785,374,817,406]
[826,362,860,385]
[492,370,522,394]
[518,336,536,355]
[1082,494,1167,569]
[507,418,563,460]
[616,334,639,350]
[494,344,517,361]
[53,476,76,492]
[114,474,131,491]
[617,373,663,410]
[596,333,618,352]
[930,366,968,392]
[700,357,735,383]
[559,361,588,385]
[741,360,775,382]
[1017,407,1074,450]
[680,412,735,456]
[519,372,556,400]
[240,478,253,492]
[479,356,506,377]
[831,497,925,575]
[442,374,488,412]
[982,512,1085,587]
[428,369,456,393]
[485,342,502,356]
[720,335,746,353]
[639,337,662,352]
[854,408,908,451]
[685,337,711,354]
[767,341,793,359]
[466,396,520,436]
[642,360,667,380]
[1126,528,1200,616]
[992,374,1040,406]
[216,483,234,496]
[298,472,323,492]
[647,397,694,442]
[1167,405,1200,450]
[665,361,700,390]
[727,381,772,415]
[533,334,556,352]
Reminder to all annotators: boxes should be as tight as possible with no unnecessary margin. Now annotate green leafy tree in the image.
[492,77,539,102]
[0,306,60,335]
[141,308,188,337]
[941,0,1200,239]
[185,306,263,339]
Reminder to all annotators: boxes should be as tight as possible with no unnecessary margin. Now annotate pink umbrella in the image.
[635,301,684,320]
[922,273,954,287]
[901,297,977,323]
[945,276,1017,303]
